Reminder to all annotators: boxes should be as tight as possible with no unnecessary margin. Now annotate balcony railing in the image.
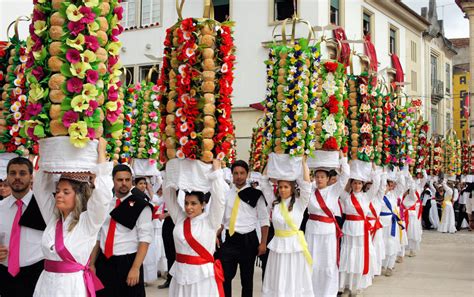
[431,79,444,104]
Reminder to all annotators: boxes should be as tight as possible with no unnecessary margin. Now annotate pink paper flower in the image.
[85,35,99,51]
[66,49,81,63]
[149,122,158,130]
[31,67,45,81]
[108,87,119,101]
[67,77,83,93]
[114,6,124,19]
[87,128,96,140]
[25,103,42,120]
[84,100,98,116]
[79,6,96,24]
[86,69,99,84]
[67,21,85,37]
[62,111,79,128]
[106,110,120,122]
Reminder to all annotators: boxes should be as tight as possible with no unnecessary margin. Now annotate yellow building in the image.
[453,71,470,139]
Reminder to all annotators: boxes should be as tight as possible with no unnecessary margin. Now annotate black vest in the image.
[238,187,266,208]
[18,195,47,231]
[110,192,153,230]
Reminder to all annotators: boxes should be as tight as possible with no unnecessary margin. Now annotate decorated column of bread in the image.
[380,87,393,167]
[428,137,444,176]
[127,81,161,176]
[369,82,385,166]
[444,130,461,180]
[386,91,402,169]
[0,41,14,151]
[157,4,235,191]
[24,0,124,172]
[0,34,36,156]
[411,116,429,176]
[346,72,375,163]
[398,98,417,169]
[307,40,347,171]
[117,83,135,165]
[262,17,319,178]
[0,41,9,91]
[248,120,267,173]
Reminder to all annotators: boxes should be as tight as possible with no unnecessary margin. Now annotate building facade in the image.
[452,38,470,139]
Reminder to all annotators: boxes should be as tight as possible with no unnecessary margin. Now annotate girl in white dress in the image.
[34,139,113,297]
[380,170,406,277]
[437,180,458,234]
[260,158,313,297]
[428,179,441,229]
[339,171,380,297]
[365,173,386,277]
[305,156,349,297]
[163,160,227,297]
[402,174,424,257]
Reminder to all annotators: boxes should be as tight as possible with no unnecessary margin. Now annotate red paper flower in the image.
[325,61,339,72]
[325,95,340,114]
[323,137,338,150]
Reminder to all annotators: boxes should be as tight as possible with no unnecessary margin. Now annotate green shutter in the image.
[331,0,339,9]
[213,0,229,6]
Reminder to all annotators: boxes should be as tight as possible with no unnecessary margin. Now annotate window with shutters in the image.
[362,11,372,37]
[389,27,397,55]
[445,63,451,93]
[121,0,137,28]
[214,0,230,22]
[330,0,340,25]
[141,0,161,26]
[431,107,438,134]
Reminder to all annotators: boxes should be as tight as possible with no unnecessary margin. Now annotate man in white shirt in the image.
[0,157,47,297]
[220,160,270,297]
[91,164,153,297]
[457,181,471,230]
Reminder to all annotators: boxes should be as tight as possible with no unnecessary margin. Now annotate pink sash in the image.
[44,219,104,297]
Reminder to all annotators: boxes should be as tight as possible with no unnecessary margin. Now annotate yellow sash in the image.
[229,194,240,236]
[274,202,313,266]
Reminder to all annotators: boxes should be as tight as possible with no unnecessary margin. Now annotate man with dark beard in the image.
[0,157,47,297]
[91,164,153,297]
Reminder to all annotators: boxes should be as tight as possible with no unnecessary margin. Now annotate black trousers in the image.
[162,215,175,282]
[0,260,44,297]
[96,252,145,297]
[422,201,432,229]
[457,204,469,230]
[259,224,274,281]
[221,229,259,297]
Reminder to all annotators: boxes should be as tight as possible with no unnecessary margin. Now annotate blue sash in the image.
[380,196,404,237]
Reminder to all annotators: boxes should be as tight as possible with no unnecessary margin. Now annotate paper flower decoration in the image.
[158,17,235,164]
[23,0,124,149]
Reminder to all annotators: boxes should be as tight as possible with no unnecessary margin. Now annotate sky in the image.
[403,0,469,39]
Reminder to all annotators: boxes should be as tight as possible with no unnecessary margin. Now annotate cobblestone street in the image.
[146,230,474,297]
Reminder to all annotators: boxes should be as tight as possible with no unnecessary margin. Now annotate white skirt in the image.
[339,235,373,291]
[370,230,385,276]
[406,211,422,251]
[262,250,314,297]
[429,200,440,229]
[382,223,401,257]
[306,233,338,297]
[169,276,218,297]
[34,270,86,297]
[144,229,160,282]
[438,204,456,233]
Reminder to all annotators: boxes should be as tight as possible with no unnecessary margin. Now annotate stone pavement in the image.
[146,230,473,297]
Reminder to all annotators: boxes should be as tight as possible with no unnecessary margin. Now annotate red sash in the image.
[152,206,160,220]
[415,191,422,220]
[346,193,370,275]
[177,218,224,297]
[367,202,383,240]
[309,189,343,266]
[403,203,417,230]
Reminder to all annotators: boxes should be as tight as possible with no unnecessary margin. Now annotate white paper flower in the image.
[322,114,337,136]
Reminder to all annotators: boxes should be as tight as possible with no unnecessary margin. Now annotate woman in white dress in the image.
[380,170,406,277]
[304,155,349,297]
[402,175,423,257]
[365,173,386,277]
[34,139,113,297]
[260,158,313,297]
[428,179,441,229]
[437,180,458,234]
[339,171,380,297]
[163,160,227,297]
